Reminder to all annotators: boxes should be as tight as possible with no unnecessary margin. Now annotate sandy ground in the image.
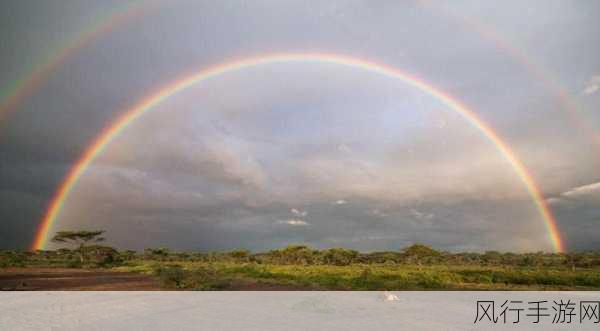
[0,268,161,290]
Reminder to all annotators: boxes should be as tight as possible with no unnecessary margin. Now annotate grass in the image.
[115,261,600,290]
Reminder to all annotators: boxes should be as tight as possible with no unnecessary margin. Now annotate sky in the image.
[1,0,599,252]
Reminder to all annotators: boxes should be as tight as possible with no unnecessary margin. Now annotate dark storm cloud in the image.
[1,0,599,251]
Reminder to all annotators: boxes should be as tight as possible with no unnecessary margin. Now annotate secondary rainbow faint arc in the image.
[31,53,565,252]
[420,0,600,146]
[0,0,158,123]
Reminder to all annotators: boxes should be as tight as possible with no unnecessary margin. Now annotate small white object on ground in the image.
[382,291,400,301]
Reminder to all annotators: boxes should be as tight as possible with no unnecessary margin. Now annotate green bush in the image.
[154,264,187,288]
[66,260,83,268]
[0,252,25,268]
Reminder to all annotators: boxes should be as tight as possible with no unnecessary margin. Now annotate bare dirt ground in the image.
[0,268,162,290]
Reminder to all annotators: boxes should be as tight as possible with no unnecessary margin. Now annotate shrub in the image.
[154,264,187,288]
[0,252,25,268]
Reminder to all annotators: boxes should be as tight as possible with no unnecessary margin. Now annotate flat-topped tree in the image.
[402,244,440,267]
[51,230,105,263]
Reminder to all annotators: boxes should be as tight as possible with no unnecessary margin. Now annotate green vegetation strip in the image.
[3,244,600,290]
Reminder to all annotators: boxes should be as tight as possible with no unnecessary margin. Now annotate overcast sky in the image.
[1,0,599,252]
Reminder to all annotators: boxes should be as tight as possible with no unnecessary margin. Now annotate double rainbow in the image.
[31,53,564,252]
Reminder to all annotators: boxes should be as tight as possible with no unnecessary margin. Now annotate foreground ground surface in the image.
[2,292,598,330]
[0,268,161,290]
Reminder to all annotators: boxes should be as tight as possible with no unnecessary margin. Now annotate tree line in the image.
[1,230,599,269]
[3,243,600,270]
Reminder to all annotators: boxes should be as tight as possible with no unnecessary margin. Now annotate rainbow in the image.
[31,53,565,252]
[0,1,159,124]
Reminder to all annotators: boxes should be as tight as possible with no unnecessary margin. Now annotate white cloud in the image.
[583,75,600,95]
[546,181,600,205]
[336,143,352,154]
[334,199,348,205]
[561,181,600,198]
[291,208,308,217]
[369,208,388,217]
[276,219,309,226]
[410,208,435,220]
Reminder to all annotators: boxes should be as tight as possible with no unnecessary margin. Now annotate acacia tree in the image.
[403,244,440,266]
[51,230,105,263]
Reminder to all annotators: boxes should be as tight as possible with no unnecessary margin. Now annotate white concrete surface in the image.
[1,291,599,330]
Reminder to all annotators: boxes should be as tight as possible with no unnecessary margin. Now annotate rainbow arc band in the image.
[0,1,157,123]
[31,53,564,252]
